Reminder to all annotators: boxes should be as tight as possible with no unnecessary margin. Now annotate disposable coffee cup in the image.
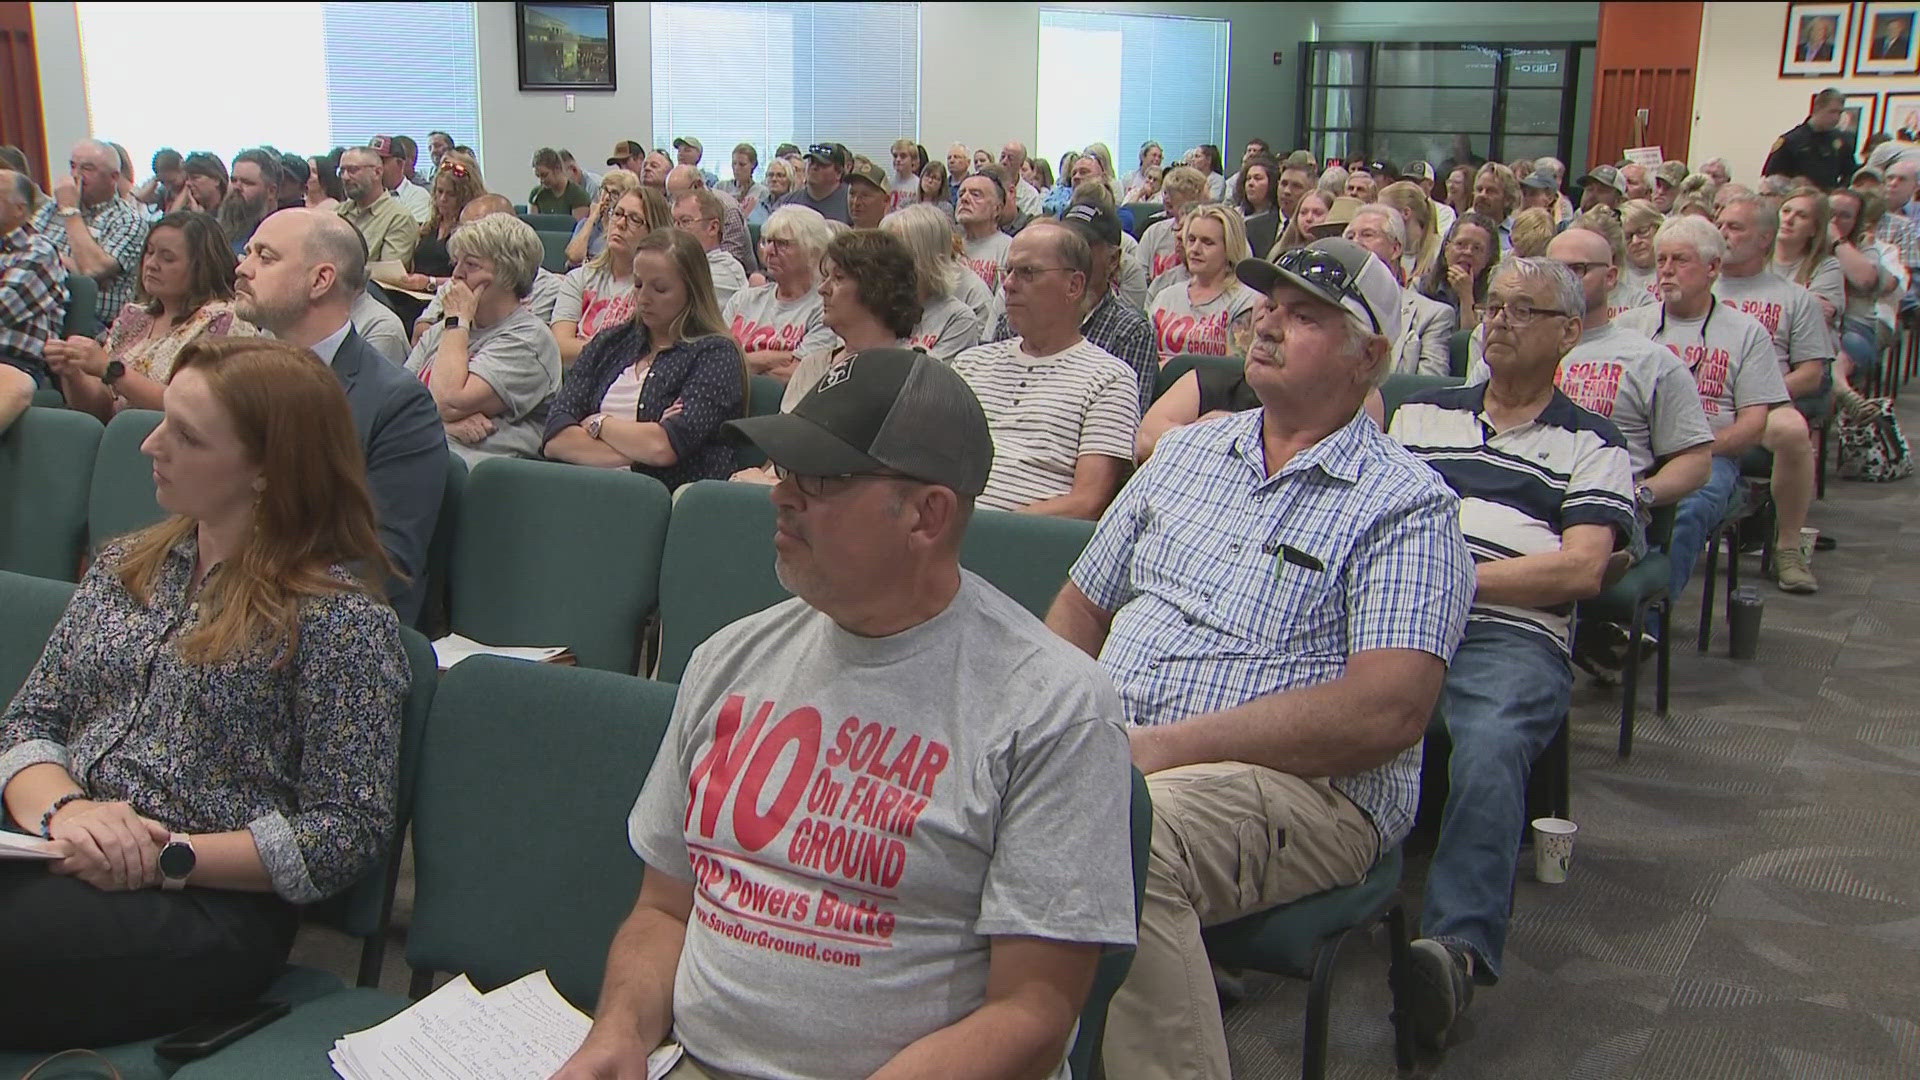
[1531,817,1577,883]
[1800,527,1819,560]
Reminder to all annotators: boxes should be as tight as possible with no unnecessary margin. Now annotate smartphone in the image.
[154,1000,291,1061]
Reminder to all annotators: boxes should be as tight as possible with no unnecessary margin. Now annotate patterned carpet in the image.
[291,407,1920,1079]
[1223,406,1920,1079]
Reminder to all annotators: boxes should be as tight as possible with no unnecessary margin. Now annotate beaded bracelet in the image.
[39,792,87,839]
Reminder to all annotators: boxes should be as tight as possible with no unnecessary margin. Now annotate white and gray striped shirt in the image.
[952,337,1140,512]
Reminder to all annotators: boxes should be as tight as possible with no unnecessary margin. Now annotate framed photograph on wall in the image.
[1885,93,1920,142]
[516,1,617,91]
[1781,2,1852,76]
[1855,2,1920,74]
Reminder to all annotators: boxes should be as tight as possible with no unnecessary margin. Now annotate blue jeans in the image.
[1421,621,1572,980]
[1666,455,1742,605]
[1840,316,1882,378]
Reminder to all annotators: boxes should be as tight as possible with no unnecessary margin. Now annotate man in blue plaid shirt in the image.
[31,139,147,331]
[0,169,67,433]
[1048,239,1474,1080]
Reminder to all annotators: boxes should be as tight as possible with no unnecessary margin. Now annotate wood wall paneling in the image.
[1591,2,1703,166]
[0,1,50,188]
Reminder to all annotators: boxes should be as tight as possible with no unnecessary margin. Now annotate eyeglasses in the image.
[1005,265,1077,285]
[763,237,797,251]
[607,208,649,228]
[673,215,717,230]
[1274,247,1381,334]
[1558,260,1610,276]
[1482,299,1572,325]
[771,464,912,497]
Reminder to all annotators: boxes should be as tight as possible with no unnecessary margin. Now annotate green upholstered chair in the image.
[1576,504,1677,757]
[447,457,671,674]
[1379,373,1464,424]
[518,212,578,233]
[1202,847,1415,1080]
[1066,768,1151,1080]
[1153,352,1244,403]
[64,272,102,339]
[732,374,787,470]
[0,570,76,702]
[536,229,572,273]
[1447,328,1473,377]
[0,406,102,580]
[959,507,1093,620]
[30,386,66,408]
[654,479,788,683]
[413,453,468,638]
[87,409,166,551]
[171,658,680,1080]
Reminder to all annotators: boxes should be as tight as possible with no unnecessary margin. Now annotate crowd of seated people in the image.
[2,94,1916,1077]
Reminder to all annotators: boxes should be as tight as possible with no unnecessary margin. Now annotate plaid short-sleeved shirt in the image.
[32,195,148,327]
[1877,211,1920,270]
[1070,408,1475,846]
[0,227,68,373]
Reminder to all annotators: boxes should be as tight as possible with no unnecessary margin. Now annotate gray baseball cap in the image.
[1579,164,1629,195]
[725,348,993,496]
[1236,238,1403,343]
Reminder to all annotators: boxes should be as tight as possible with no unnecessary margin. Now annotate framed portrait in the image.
[1854,2,1920,74]
[1780,2,1852,77]
[1885,93,1920,142]
[516,1,617,91]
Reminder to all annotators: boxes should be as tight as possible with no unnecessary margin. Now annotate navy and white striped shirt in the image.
[1389,384,1636,650]
[1070,408,1475,848]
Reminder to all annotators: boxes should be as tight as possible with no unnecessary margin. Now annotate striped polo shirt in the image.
[1389,384,1636,650]
[951,336,1140,512]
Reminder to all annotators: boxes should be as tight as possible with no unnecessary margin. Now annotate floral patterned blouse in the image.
[0,537,408,903]
[104,300,257,384]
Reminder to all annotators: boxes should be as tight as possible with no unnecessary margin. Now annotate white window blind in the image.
[652,2,919,171]
[1037,10,1228,173]
[75,1,477,182]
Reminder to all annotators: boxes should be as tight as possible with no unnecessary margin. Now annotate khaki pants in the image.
[1101,763,1379,1080]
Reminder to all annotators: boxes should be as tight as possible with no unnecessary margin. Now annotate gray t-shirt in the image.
[350,290,409,366]
[953,262,995,327]
[1713,270,1834,374]
[909,294,984,362]
[405,305,561,463]
[551,264,635,340]
[1606,266,1658,320]
[1615,301,1788,433]
[1773,254,1845,330]
[1137,217,1183,279]
[723,282,833,355]
[780,183,851,225]
[1147,280,1261,363]
[627,572,1136,1080]
[1549,321,1714,478]
[705,248,749,311]
[962,230,1012,293]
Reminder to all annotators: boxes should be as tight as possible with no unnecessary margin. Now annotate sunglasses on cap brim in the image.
[1274,248,1382,335]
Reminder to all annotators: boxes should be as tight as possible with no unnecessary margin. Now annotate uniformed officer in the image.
[1763,88,1857,190]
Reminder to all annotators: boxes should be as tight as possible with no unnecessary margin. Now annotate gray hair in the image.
[761,204,833,268]
[1535,156,1565,181]
[1719,193,1779,240]
[1655,213,1725,263]
[1318,165,1349,197]
[1492,256,1586,321]
[882,204,963,301]
[1757,174,1793,197]
[0,169,32,210]
[306,211,371,295]
[1350,204,1406,248]
[1703,156,1730,174]
[448,212,545,298]
[76,138,120,175]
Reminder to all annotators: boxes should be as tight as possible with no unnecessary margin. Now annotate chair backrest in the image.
[415,453,469,637]
[1120,203,1162,239]
[958,507,1093,619]
[536,230,572,273]
[655,480,789,682]
[519,212,578,233]
[1379,373,1464,424]
[0,570,78,704]
[406,657,677,1009]
[63,273,101,339]
[304,627,438,954]
[1446,328,1473,378]
[732,375,786,470]
[449,457,671,673]
[29,387,65,409]
[0,406,103,580]
[87,409,166,551]
[1154,353,1245,403]
[747,221,761,251]
[1067,768,1151,1080]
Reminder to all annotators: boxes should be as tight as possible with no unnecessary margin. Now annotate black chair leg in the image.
[408,967,435,1001]
[1698,528,1719,653]
[1816,421,1829,500]
[1551,714,1571,819]
[1386,905,1415,1073]
[1301,925,1364,1080]
[356,933,387,990]
[1619,603,1642,757]
[1655,596,1672,716]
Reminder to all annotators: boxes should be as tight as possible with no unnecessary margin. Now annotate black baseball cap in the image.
[805,143,848,169]
[725,349,993,496]
[1061,202,1122,247]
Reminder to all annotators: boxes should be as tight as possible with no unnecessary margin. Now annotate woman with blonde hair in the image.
[394,152,486,294]
[884,204,985,361]
[543,228,745,487]
[1137,165,1210,282]
[1147,203,1260,364]
[763,158,798,213]
[1378,180,1441,283]
[1774,185,1845,327]
[1615,199,1662,314]
[1270,188,1332,257]
[723,204,835,379]
[1509,207,1556,257]
[0,338,406,1049]
[551,185,668,365]
[564,168,640,269]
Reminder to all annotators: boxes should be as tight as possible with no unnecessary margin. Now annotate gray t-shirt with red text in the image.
[723,283,834,356]
[1148,280,1261,362]
[628,572,1136,1080]
[1712,270,1834,375]
[1616,302,1788,433]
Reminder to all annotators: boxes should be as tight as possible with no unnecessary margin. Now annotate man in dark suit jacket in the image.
[234,209,448,626]
[1797,17,1837,62]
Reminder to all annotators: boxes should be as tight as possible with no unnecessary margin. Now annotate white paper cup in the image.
[1800,527,1819,560]
[1531,817,1577,884]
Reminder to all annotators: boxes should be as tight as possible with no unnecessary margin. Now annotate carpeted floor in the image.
[291,404,1920,1079]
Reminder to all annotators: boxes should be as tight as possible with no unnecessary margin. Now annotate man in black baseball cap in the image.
[781,143,851,224]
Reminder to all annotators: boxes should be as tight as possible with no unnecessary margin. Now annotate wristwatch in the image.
[56,206,81,219]
[1634,483,1656,510]
[444,315,463,330]
[585,412,607,439]
[159,833,197,890]
[102,359,126,387]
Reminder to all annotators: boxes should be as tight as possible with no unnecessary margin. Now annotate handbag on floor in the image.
[1835,397,1914,482]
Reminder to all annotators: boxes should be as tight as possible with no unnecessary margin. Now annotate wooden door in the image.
[0,1,49,187]
[1590,2,1703,167]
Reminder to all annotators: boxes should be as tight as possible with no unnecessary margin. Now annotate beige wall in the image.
[1691,0,1885,184]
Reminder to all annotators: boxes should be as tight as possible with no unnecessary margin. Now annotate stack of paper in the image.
[431,633,569,670]
[330,971,681,1080]
[0,832,59,861]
